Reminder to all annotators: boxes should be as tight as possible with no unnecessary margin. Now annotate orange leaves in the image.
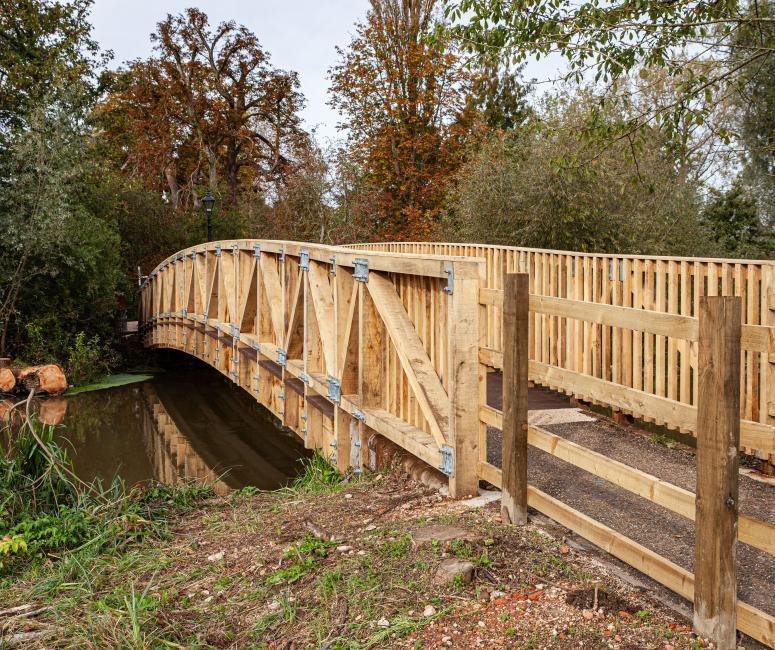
[329,0,474,241]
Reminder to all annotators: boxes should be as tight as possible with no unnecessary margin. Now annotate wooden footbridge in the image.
[140,240,775,648]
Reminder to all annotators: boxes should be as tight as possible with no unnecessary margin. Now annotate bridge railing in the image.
[349,242,775,464]
[139,240,484,497]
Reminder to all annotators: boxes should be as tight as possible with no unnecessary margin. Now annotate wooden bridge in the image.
[139,239,775,647]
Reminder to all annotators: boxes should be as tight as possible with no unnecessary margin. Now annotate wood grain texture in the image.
[501,273,529,525]
[694,296,741,650]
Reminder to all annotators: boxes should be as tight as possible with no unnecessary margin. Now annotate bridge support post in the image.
[447,264,482,499]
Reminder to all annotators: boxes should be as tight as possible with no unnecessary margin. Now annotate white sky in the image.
[89,0,562,144]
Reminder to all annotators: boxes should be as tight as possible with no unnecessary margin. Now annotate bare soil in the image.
[1,467,724,649]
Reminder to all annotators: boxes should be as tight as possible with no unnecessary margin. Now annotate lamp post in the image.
[201,191,216,241]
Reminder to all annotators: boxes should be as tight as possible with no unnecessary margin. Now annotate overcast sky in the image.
[90,0,562,144]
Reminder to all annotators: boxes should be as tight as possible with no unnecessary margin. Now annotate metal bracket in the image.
[279,248,285,263]
[277,347,287,367]
[191,249,197,259]
[215,244,221,257]
[439,444,454,476]
[182,308,187,317]
[353,258,369,282]
[231,244,239,256]
[327,376,341,404]
[253,243,261,258]
[443,264,454,295]
[299,248,310,271]
[329,255,337,276]
[278,392,285,401]
[352,408,366,423]
[299,372,309,385]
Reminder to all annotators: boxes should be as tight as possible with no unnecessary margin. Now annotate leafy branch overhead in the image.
[443,0,775,135]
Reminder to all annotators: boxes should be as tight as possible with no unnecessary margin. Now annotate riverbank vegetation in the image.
[1,451,705,648]
[2,0,773,366]
[0,408,212,589]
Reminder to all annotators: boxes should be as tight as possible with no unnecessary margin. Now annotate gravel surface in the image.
[486,411,775,617]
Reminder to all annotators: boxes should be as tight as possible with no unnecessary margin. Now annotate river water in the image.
[44,352,310,494]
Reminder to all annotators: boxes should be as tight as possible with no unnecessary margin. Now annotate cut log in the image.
[0,367,15,393]
[12,365,67,395]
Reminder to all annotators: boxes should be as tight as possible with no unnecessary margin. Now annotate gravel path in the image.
[485,380,775,617]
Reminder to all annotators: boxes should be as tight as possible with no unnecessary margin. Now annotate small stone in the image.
[207,550,224,562]
[489,590,506,601]
[377,617,390,628]
[364,524,377,531]
[344,493,353,499]
[357,550,366,555]
[615,635,622,642]
[434,558,475,585]
[477,620,486,628]
[560,545,570,555]
[203,595,213,603]
[423,605,437,617]
[337,545,354,553]
[268,600,281,612]
[665,645,675,650]
[582,610,594,620]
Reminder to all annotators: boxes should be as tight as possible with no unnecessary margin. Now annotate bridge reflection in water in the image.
[48,358,310,493]
[139,361,310,494]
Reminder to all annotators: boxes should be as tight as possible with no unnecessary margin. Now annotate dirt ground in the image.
[485,381,775,619]
[2,466,733,650]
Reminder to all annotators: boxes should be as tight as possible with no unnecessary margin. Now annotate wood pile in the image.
[0,361,68,395]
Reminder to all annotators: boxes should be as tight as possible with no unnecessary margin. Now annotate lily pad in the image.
[65,373,153,396]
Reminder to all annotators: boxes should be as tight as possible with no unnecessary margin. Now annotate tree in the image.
[266,144,334,243]
[329,0,476,240]
[0,0,122,360]
[97,8,308,210]
[731,0,775,223]
[444,88,710,256]
[0,97,122,357]
[443,0,775,145]
[0,0,102,137]
[702,183,774,258]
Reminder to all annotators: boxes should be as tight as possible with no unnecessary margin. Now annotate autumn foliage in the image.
[328,0,476,241]
[95,8,308,211]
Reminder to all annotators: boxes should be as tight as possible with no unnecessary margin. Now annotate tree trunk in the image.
[164,164,180,210]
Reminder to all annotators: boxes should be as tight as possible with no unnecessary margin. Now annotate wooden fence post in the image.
[448,263,481,498]
[694,295,741,649]
[501,272,530,525]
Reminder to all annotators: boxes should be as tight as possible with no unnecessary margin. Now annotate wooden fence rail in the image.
[351,242,775,463]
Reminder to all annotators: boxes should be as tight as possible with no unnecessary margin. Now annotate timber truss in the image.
[139,240,483,497]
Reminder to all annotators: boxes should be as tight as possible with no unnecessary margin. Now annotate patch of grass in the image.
[380,534,412,558]
[265,534,338,586]
[651,433,677,449]
[233,485,260,497]
[288,452,344,494]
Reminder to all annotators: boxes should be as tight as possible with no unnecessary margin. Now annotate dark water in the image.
[51,352,310,494]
